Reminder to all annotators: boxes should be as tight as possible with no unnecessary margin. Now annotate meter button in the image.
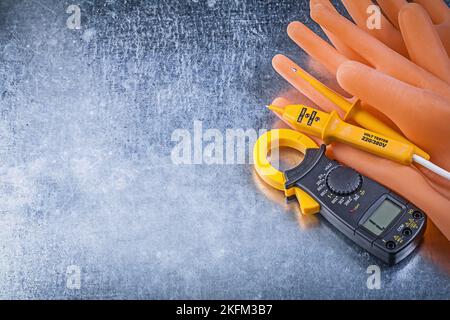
[326,166,362,196]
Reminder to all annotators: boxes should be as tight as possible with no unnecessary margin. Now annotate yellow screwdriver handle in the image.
[273,105,414,165]
[290,65,429,160]
[346,100,429,160]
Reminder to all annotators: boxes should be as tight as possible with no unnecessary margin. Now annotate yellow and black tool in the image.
[253,129,427,264]
[253,128,320,215]
[288,65,430,160]
[268,104,416,165]
[267,103,450,181]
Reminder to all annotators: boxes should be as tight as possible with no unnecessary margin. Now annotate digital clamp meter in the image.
[283,145,427,265]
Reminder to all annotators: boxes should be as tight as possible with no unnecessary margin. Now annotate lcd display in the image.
[362,199,402,236]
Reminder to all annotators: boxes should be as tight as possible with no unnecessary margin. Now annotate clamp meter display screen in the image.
[362,199,403,236]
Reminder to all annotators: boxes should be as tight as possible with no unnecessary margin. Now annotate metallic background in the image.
[0,0,448,299]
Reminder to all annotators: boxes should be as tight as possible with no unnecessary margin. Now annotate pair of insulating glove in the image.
[270,0,450,241]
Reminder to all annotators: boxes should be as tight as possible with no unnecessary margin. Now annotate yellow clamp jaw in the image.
[253,129,320,215]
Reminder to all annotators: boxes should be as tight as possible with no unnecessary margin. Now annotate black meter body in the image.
[284,145,427,265]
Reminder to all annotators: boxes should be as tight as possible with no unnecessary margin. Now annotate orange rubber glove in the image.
[270,1,450,240]
[313,0,450,57]
[284,2,450,182]
[289,2,450,98]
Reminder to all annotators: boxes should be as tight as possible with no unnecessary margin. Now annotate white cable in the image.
[413,155,450,181]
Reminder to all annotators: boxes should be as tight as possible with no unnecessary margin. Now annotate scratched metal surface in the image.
[0,0,448,299]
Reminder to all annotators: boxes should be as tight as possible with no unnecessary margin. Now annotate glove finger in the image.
[436,23,450,56]
[376,0,407,29]
[309,0,370,64]
[272,54,347,118]
[310,3,398,68]
[287,21,347,75]
[414,0,450,56]
[413,0,449,24]
[340,0,408,56]
[311,3,450,99]
[399,3,450,84]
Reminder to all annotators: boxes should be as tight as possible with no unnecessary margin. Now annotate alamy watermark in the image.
[66,265,81,290]
[171,120,272,165]
[66,4,81,30]
[367,5,382,30]
[366,265,381,289]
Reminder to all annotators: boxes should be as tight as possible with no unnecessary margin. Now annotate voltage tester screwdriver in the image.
[268,104,450,181]
[286,62,430,160]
